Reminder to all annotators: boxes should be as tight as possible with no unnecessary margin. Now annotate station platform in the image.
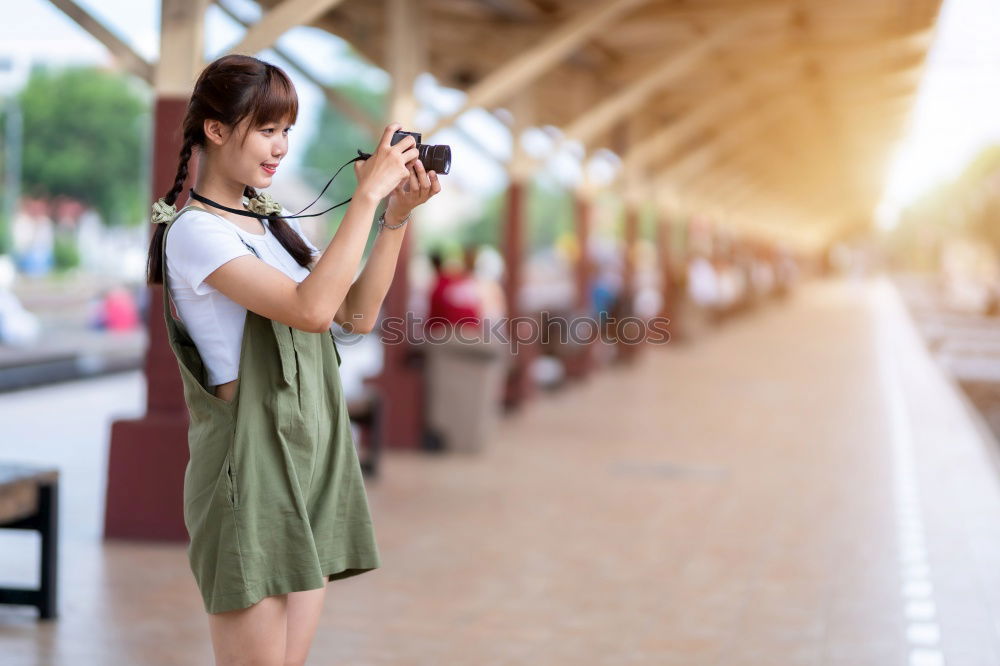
[1,275,999,665]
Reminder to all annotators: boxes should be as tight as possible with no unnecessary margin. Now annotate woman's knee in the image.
[208,594,288,665]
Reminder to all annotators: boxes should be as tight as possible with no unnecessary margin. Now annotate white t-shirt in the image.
[164,205,323,387]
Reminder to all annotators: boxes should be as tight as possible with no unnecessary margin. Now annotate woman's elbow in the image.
[347,317,373,335]
[299,309,333,334]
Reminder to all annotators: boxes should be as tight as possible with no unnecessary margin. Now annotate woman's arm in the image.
[333,158,441,334]
[331,207,410,334]
[201,123,417,333]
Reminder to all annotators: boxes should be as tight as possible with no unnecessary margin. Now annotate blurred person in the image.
[423,244,507,454]
[714,254,741,312]
[89,286,140,331]
[143,54,441,664]
[591,264,620,321]
[0,254,41,346]
[687,251,720,318]
[425,246,481,334]
[12,198,54,276]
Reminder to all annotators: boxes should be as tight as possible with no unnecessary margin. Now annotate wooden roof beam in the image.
[618,61,799,177]
[215,0,378,136]
[223,0,348,56]
[478,0,549,20]
[561,15,761,147]
[424,0,651,136]
[46,0,154,83]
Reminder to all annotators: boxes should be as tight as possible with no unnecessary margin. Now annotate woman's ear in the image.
[203,118,229,147]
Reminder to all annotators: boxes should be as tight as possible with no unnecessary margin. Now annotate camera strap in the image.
[189,152,368,220]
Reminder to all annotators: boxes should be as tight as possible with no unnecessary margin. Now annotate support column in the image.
[655,208,681,344]
[371,0,425,449]
[105,0,208,541]
[501,95,538,410]
[617,203,642,362]
[614,116,649,363]
[563,186,595,380]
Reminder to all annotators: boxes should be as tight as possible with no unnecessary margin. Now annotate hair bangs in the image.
[246,65,299,133]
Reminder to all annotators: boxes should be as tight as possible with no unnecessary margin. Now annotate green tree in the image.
[17,65,149,226]
[526,176,574,251]
[454,190,505,250]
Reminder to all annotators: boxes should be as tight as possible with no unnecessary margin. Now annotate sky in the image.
[876,0,1000,228]
[4,0,1000,233]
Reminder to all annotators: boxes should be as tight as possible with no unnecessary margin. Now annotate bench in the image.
[0,463,59,619]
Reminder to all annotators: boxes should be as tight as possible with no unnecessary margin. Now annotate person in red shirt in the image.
[425,248,481,335]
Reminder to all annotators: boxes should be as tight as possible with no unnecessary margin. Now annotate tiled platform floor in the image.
[2,275,1000,665]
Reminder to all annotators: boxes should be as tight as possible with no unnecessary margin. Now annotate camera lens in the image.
[420,144,451,175]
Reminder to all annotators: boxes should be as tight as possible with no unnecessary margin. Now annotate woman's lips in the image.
[261,163,277,175]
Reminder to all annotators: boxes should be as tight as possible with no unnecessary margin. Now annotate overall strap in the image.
[161,204,202,339]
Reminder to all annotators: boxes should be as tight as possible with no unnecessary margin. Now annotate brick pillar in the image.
[617,205,642,362]
[104,97,193,541]
[371,229,424,449]
[656,214,680,343]
[502,180,536,409]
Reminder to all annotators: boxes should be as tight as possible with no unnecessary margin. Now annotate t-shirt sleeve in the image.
[165,211,253,296]
[282,207,321,257]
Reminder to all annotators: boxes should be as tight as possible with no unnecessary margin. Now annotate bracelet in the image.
[378,209,411,232]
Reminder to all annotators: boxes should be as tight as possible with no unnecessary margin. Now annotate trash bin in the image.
[423,329,509,453]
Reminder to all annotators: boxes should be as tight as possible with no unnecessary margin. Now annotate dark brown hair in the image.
[145,54,312,285]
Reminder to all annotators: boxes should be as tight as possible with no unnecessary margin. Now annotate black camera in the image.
[358,130,451,175]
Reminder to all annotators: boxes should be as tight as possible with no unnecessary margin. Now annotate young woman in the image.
[144,54,440,665]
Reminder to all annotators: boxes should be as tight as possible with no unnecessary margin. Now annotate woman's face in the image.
[211,115,292,190]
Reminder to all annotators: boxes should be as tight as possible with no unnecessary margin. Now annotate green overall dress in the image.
[160,205,381,614]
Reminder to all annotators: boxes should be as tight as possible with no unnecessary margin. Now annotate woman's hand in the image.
[384,157,442,221]
[353,123,419,202]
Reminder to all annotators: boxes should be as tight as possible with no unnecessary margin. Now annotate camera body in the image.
[390,130,451,175]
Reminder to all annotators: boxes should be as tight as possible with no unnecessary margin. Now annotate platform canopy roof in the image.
[50,0,945,248]
[253,0,940,248]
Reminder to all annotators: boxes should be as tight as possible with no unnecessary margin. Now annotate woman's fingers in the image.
[414,160,432,192]
[392,135,417,154]
[378,123,401,152]
[400,146,420,165]
[429,171,441,195]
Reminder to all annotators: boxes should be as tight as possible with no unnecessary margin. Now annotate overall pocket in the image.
[272,323,299,387]
[224,449,239,510]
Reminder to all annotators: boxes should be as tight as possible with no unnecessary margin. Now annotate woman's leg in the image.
[284,587,327,666]
[208,594,288,666]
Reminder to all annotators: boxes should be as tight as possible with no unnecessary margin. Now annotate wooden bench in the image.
[0,464,59,619]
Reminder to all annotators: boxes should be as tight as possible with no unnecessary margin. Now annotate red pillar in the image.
[371,228,424,449]
[618,205,642,362]
[656,216,680,343]
[104,97,193,541]
[502,180,536,409]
